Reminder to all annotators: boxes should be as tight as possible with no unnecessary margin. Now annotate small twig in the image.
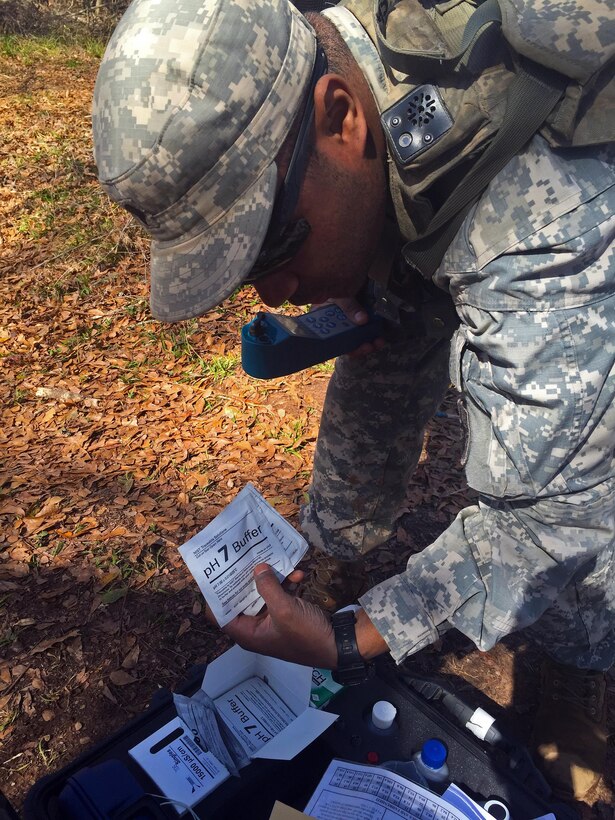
[29,230,117,271]
[439,487,474,499]
[1,752,25,766]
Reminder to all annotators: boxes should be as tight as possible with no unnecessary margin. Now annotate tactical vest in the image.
[342,0,615,282]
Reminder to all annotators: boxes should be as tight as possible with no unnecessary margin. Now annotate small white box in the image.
[129,716,229,812]
[202,645,339,761]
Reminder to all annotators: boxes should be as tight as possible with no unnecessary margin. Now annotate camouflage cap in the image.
[92,0,317,322]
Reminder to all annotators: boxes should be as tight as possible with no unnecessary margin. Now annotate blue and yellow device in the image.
[241,303,384,379]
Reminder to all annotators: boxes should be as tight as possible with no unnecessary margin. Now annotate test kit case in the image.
[22,658,577,820]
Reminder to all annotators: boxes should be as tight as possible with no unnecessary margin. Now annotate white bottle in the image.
[411,738,449,785]
[371,700,397,731]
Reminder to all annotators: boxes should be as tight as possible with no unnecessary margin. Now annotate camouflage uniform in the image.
[301,335,451,557]
[300,6,615,671]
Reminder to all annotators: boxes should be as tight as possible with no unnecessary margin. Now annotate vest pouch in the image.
[497,0,615,147]
[346,0,515,240]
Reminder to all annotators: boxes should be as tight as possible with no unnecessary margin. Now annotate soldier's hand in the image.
[310,298,386,357]
[221,563,338,668]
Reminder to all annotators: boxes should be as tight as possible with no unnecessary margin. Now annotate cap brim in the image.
[149,164,277,322]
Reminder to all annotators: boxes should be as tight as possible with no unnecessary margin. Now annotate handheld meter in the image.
[241,303,384,379]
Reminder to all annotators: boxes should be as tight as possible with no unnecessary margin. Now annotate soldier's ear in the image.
[313,74,368,163]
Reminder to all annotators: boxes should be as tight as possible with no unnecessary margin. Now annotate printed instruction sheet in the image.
[305,759,471,820]
[179,484,308,626]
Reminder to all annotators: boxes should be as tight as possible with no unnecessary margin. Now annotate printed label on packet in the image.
[213,676,296,757]
[179,484,308,627]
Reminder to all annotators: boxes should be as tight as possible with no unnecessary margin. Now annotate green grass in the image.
[281,418,310,456]
[0,35,65,60]
[0,34,105,62]
[13,387,27,405]
[199,354,239,381]
[144,321,200,358]
[36,738,58,767]
[143,322,240,383]
[125,298,149,318]
[91,536,169,588]
[100,587,129,605]
[48,326,97,360]
[313,360,335,373]
[117,361,143,386]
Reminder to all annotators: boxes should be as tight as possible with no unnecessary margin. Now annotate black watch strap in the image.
[331,610,371,686]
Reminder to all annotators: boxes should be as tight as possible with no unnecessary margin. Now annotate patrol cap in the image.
[92,0,317,322]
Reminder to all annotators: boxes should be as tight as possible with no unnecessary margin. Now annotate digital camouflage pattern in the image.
[498,0,615,83]
[301,12,615,671]
[300,336,450,558]
[92,0,317,322]
[494,0,615,147]
[343,0,615,243]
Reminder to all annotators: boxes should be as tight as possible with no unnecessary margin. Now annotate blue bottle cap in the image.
[421,738,447,769]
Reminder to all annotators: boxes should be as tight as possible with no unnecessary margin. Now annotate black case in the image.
[23,658,577,820]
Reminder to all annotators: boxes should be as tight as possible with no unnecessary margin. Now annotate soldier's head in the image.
[92,0,387,320]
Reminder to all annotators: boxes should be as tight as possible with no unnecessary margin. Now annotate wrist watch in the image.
[331,609,372,686]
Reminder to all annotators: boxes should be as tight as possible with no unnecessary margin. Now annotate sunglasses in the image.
[245,46,328,285]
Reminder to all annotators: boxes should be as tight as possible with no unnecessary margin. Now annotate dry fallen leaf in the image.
[109,670,136,686]
[30,629,80,655]
[0,725,16,742]
[101,685,118,704]
[74,670,89,687]
[121,644,140,670]
[176,618,191,639]
[98,566,121,588]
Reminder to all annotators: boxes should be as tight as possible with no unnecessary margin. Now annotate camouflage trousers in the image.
[299,334,451,558]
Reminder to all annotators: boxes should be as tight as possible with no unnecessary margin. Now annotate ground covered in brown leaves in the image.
[0,37,612,818]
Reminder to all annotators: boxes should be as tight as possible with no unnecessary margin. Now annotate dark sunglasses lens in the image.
[246,218,311,283]
[244,48,326,287]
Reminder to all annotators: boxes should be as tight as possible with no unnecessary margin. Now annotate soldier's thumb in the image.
[254,564,285,609]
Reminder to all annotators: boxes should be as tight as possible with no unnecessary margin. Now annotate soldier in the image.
[92,0,614,802]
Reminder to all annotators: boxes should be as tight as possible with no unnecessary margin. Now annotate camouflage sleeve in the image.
[361,138,615,665]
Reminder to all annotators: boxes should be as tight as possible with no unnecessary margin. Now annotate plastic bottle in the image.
[411,739,449,786]
[371,700,397,731]
[379,758,430,789]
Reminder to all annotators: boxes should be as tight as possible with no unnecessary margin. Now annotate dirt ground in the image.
[0,37,613,819]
